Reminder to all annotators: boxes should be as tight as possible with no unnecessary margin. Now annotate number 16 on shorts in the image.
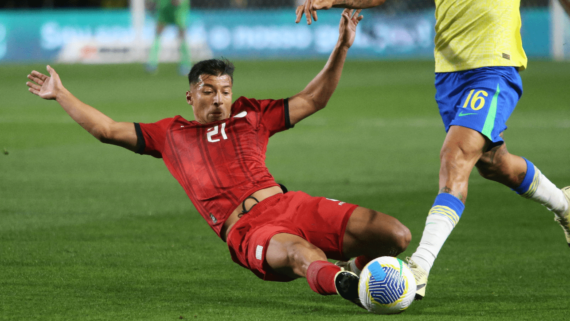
[462,89,488,111]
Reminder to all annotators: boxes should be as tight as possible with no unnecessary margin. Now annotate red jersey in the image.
[134,97,293,238]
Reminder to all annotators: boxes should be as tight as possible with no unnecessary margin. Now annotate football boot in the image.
[554,186,570,247]
[334,270,364,309]
[335,259,362,276]
[405,257,428,300]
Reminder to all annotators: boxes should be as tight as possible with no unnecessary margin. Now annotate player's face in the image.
[186,74,233,124]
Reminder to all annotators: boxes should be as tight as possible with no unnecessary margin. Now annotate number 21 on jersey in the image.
[207,123,228,143]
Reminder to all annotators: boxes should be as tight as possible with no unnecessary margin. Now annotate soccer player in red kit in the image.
[26,9,410,308]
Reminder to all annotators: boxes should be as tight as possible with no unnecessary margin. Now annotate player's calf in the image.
[477,146,570,247]
[476,151,570,239]
[475,143,525,188]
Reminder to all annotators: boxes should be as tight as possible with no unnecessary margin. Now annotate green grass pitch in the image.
[1,60,569,320]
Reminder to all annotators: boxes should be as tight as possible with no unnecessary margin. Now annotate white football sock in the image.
[523,168,569,217]
[411,214,456,274]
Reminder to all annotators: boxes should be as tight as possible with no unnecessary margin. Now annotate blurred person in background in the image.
[146,0,192,75]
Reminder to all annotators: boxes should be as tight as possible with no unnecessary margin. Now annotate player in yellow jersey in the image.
[296,0,570,300]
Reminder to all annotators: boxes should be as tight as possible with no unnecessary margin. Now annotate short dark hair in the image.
[188,58,235,86]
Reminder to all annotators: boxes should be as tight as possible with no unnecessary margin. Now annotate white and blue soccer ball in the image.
[358,256,416,314]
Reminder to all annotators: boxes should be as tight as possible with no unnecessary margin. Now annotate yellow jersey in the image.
[434,0,528,72]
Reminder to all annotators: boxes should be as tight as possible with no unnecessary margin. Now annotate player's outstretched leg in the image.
[476,142,570,246]
[265,233,362,308]
[265,208,410,308]
[410,126,486,300]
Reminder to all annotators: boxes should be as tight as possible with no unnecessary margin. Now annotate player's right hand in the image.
[26,65,64,101]
[338,9,363,48]
[295,0,335,25]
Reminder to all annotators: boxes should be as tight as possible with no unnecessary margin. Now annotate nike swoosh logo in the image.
[234,111,247,118]
[458,112,477,116]
[416,284,426,290]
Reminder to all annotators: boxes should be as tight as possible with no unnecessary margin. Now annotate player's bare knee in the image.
[439,149,464,174]
[476,145,509,181]
[369,211,410,255]
[440,147,467,166]
[476,158,499,180]
[266,238,292,270]
[344,208,410,257]
[389,221,411,254]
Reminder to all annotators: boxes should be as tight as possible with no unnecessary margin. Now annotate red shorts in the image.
[226,191,358,282]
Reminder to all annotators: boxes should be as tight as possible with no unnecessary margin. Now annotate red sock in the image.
[354,255,372,271]
[306,261,341,295]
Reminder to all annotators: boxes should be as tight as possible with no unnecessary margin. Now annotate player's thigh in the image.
[266,233,326,279]
[342,207,411,258]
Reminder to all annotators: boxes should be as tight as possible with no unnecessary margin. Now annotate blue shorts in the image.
[435,67,523,146]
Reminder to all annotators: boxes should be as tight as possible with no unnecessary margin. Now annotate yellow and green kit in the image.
[434,0,527,72]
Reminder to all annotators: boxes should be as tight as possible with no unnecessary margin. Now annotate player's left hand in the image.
[338,9,363,48]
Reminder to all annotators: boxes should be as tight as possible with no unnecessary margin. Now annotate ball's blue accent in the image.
[368,261,386,281]
[368,266,405,304]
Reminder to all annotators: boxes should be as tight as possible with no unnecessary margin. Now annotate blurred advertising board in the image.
[0,8,552,64]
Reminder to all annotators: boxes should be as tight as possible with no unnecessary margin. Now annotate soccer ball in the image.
[358,256,416,314]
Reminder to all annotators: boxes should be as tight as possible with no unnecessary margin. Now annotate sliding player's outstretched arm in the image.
[26,66,138,151]
[288,9,362,125]
[295,0,385,24]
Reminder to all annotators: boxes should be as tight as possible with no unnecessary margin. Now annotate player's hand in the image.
[338,9,363,48]
[26,65,64,101]
[295,0,335,25]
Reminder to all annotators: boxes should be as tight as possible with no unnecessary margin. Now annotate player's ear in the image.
[186,90,193,105]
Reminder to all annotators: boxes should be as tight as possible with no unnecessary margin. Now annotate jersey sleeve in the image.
[239,97,293,136]
[134,118,174,158]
